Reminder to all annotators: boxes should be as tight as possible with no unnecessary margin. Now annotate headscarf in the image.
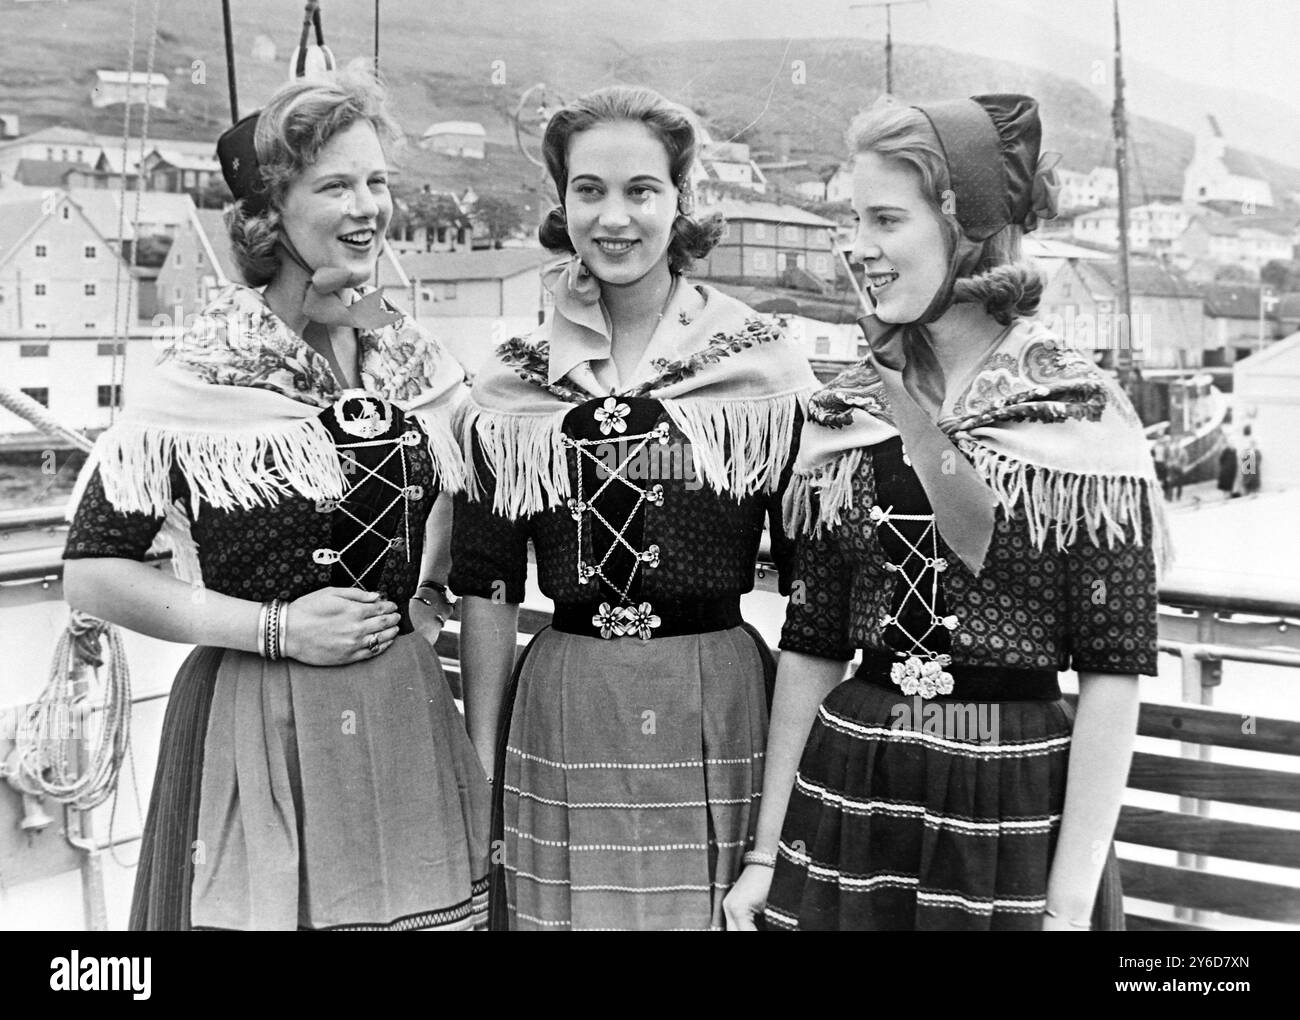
[788,94,1170,575]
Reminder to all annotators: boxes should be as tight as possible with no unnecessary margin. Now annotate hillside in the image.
[3,0,1297,209]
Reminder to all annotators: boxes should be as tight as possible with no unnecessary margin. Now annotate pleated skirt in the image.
[129,635,490,931]
[494,624,771,931]
[765,675,1125,931]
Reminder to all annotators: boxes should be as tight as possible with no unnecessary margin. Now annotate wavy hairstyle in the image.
[225,68,401,287]
[846,99,1042,325]
[537,85,724,275]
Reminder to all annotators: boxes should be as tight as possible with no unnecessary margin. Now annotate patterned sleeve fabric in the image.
[778,518,855,663]
[1062,500,1160,676]
[448,435,530,604]
[63,465,174,561]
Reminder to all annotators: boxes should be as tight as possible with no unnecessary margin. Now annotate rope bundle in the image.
[9,611,132,813]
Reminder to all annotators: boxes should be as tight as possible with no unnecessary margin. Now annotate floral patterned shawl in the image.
[69,284,466,571]
[459,263,819,520]
[787,316,1172,571]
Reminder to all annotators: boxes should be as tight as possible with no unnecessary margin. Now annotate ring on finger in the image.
[366,632,379,652]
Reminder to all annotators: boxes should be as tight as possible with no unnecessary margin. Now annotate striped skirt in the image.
[492,624,772,930]
[765,673,1124,931]
[130,635,490,931]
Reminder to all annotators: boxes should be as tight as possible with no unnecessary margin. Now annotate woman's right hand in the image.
[283,588,401,666]
[723,864,775,931]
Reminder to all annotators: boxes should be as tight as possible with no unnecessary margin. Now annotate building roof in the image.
[149,148,221,173]
[1274,293,1300,321]
[712,198,838,229]
[13,158,91,187]
[399,248,550,282]
[1023,237,1113,261]
[0,126,98,152]
[422,121,486,138]
[193,207,239,283]
[0,198,48,263]
[1079,258,1202,299]
[1200,284,1268,319]
[68,188,197,239]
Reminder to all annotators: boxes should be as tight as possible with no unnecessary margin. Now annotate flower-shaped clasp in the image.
[594,396,630,436]
[623,602,662,641]
[890,654,955,699]
[592,602,627,639]
[639,544,661,568]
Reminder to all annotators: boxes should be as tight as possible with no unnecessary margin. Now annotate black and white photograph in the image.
[0,0,1295,971]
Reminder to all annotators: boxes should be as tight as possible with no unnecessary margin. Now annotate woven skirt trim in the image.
[765,677,1102,931]
[494,624,772,931]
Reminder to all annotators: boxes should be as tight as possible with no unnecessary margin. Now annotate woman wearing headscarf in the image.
[724,94,1169,931]
[62,71,489,930]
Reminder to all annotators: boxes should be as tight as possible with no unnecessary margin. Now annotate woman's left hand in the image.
[409,593,449,650]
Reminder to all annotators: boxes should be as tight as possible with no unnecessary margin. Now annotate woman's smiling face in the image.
[563,120,677,287]
[278,119,392,287]
[850,150,950,323]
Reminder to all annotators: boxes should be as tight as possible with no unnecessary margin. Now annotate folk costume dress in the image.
[764,314,1170,931]
[63,284,490,931]
[450,261,819,930]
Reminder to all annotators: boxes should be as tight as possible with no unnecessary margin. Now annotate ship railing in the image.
[2,509,1299,931]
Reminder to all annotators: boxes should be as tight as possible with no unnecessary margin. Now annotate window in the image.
[35,244,47,258]
[33,322,48,330]
[814,337,831,356]
[61,206,70,220]
[784,225,800,242]
[84,244,96,259]
[421,288,433,302]
[84,283,97,296]
[814,255,829,274]
[34,283,47,296]
[46,147,53,160]
[97,341,119,356]
[21,387,49,407]
[84,322,96,330]
[60,148,68,161]
[175,253,182,266]
[443,283,457,300]
[753,251,769,270]
[19,343,49,357]
[753,223,767,240]
[97,384,122,408]
[196,251,204,266]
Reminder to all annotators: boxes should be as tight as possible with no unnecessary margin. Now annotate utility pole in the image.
[850,1,926,93]
[1111,0,1134,387]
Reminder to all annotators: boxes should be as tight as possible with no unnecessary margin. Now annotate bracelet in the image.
[411,590,448,626]
[418,579,458,606]
[278,598,291,661]
[1043,906,1091,930]
[258,598,288,661]
[742,850,777,869]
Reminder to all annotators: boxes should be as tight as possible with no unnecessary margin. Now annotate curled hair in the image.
[846,99,1041,324]
[537,85,724,275]
[226,68,401,287]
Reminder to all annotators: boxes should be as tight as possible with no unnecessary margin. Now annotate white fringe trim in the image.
[782,448,864,538]
[661,391,804,498]
[784,440,1174,576]
[460,404,573,519]
[94,417,347,518]
[410,411,467,496]
[959,440,1175,575]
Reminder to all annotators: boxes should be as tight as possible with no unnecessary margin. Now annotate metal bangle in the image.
[411,591,447,626]
[742,850,777,869]
[256,600,270,659]
[277,599,290,661]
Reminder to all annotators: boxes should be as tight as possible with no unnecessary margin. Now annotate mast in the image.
[1111,0,1134,386]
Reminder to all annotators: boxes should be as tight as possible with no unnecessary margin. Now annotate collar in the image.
[543,261,706,391]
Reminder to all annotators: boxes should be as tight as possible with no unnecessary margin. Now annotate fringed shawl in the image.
[68,284,467,580]
[459,273,819,520]
[786,317,1173,573]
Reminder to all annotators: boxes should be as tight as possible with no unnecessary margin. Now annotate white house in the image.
[419,121,486,159]
[1071,207,1152,252]
[398,249,549,373]
[1182,114,1274,209]
[1233,331,1300,490]
[91,70,169,110]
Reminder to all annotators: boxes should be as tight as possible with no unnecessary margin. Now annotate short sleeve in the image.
[63,465,169,562]
[1063,502,1159,675]
[778,521,855,663]
[448,434,529,603]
